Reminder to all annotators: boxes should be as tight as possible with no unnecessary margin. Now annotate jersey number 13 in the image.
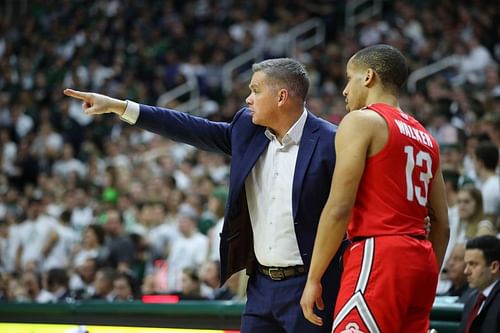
[404,145,432,206]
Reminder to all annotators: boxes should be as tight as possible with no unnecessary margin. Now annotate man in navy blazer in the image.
[458,235,500,333]
[64,58,345,332]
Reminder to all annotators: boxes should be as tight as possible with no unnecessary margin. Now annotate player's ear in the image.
[364,68,376,87]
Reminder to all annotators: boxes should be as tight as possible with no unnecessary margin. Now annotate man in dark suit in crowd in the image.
[458,235,500,333]
[64,58,346,332]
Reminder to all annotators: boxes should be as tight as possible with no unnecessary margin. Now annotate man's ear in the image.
[364,68,376,87]
[490,260,500,274]
[277,89,288,106]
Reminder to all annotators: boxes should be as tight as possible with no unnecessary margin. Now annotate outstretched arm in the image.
[63,89,232,155]
[301,111,374,326]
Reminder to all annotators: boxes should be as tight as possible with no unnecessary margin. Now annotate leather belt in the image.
[257,264,306,281]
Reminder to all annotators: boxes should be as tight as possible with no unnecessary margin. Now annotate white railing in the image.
[157,18,325,114]
[288,18,325,60]
[222,18,325,94]
[156,73,199,113]
[407,55,461,93]
[345,0,383,36]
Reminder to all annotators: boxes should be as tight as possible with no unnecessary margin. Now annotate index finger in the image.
[64,88,91,100]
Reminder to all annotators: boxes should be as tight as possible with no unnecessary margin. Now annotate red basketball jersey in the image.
[347,103,440,239]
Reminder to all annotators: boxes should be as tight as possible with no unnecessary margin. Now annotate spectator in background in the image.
[205,186,228,261]
[0,128,17,177]
[3,275,28,302]
[21,270,53,303]
[112,272,136,302]
[199,260,235,300]
[46,268,71,302]
[473,142,499,224]
[178,267,206,300]
[69,257,97,300]
[42,210,79,272]
[90,267,115,301]
[103,209,136,274]
[479,112,500,148]
[458,235,500,333]
[456,186,495,244]
[166,207,208,292]
[440,243,473,303]
[71,224,106,270]
[437,169,462,294]
[52,144,86,180]
[69,189,94,233]
[440,144,475,187]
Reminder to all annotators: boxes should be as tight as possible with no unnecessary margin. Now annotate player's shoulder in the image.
[341,108,386,128]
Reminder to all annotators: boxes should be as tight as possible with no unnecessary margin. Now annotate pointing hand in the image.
[63,89,127,116]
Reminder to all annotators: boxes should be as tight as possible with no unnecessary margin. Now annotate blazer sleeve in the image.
[136,104,237,155]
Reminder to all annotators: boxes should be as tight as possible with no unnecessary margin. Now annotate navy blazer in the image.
[457,281,500,333]
[135,105,343,289]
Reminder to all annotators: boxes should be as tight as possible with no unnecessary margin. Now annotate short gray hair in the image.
[252,58,310,101]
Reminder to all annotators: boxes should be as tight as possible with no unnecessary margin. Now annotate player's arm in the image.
[427,165,450,269]
[301,110,375,326]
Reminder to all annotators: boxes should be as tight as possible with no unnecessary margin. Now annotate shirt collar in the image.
[482,278,499,298]
[265,108,308,146]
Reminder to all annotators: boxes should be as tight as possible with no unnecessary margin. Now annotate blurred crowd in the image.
[0,0,498,303]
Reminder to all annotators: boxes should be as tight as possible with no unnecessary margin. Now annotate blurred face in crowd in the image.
[464,249,499,291]
[83,227,99,248]
[200,261,219,289]
[178,215,196,237]
[342,58,370,112]
[21,272,40,299]
[246,71,280,128]
[78,258,96,283]
[94,271,112,296]
[113,276,132,301]
[181,270,200,296]
[440,147,462,169]
[445,244,467,287]
[457,190,478,220]
[105,210,122,236]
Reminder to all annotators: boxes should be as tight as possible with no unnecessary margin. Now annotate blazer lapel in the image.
[232,128,269,192]
[480,280,500,314]
[292,113,319,219]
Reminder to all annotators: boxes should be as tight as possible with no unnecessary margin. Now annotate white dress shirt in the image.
[479,279,499,313]
[245,110,308,267]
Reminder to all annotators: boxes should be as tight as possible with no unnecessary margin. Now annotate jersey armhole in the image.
[364,106,393,162]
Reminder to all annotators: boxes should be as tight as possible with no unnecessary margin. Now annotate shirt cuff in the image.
[119,100,140,125]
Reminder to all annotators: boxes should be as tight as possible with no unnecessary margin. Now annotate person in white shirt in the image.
[473,142,499,224]
[166,208,208,292]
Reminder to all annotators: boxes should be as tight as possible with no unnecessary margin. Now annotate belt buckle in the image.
[268,267,285,280]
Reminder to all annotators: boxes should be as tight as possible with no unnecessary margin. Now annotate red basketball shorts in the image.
[332,235,439,333]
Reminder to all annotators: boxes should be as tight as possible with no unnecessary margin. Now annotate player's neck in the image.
[366,91,399,110]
